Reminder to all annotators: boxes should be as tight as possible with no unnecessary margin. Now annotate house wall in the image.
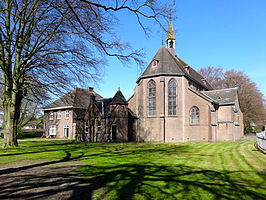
[215,105,244,141]
[108,104,129,142]
[184,82,211,142]
[134,75,214,142]
[128,88,137,113]
[136,77,163,142]
[44,109,74,139]
[164,76,184,142]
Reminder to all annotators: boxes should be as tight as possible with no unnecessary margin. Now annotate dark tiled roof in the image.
[43,88,102,110]
[137,46,185,81]
[96,98,113,117]
[137,46,212,90]
[96,90,129,118]
[24,121,41,126]
[203,88,238,105]
[110,90,128,105]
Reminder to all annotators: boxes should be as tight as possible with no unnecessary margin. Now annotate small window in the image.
[190,106,199,125]
[49,111,54,120]
[49,125,56,135]
[152,59,158,67]
[65,110,70,119]
[84,121,88,134]
[57,110,61,119]
[97,120,101,133]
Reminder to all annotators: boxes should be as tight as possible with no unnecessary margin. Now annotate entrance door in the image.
[111,124,117,141]
[64,126,69,138]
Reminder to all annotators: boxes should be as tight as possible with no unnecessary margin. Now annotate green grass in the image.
[0,138,265,200]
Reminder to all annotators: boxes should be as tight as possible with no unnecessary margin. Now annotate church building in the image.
[128,21,244,142]
[43,21,243,142]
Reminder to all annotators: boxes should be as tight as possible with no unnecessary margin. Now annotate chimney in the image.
[201,78,207,85]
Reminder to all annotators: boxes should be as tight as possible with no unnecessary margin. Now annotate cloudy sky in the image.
[90,0,266,100]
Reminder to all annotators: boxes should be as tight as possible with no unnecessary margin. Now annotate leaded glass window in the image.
[190,106,199,125]
[148,80,156,116]
[168,78,177,115]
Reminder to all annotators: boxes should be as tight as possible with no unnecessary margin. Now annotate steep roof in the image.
[110,90,128,105]
[43,88,102,110]
[96,90,129,118]
[137,46,212,90]
[166,20,175,40]
[203,88,238,105]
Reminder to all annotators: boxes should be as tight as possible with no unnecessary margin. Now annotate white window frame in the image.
[57,110,61,119]
[190,106,200,125]
[49,111,54,120]
[65,110,70,119]
[63,125,69,138]
[49,125,56,135]
[84,121,88,134]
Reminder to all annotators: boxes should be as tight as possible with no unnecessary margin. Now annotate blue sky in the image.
[91,0,266,100]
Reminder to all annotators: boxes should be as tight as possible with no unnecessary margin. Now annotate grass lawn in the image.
[0,138,265,200]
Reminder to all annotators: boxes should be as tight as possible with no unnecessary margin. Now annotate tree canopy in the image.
[199,66,265,131]
[0,0,173,147]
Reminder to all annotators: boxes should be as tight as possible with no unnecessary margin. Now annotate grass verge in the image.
[0,138,265,200]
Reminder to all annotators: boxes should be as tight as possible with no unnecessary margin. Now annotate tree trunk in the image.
[2,96,18,147]
[2,85,23,148]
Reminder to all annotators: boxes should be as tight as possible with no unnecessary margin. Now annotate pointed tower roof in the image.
[166,20,175,40]
[110,90,128,105]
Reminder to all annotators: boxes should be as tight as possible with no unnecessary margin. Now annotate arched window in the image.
[148,80,156,116]
[190,106,199,125]
[169,40,173,48]
[168,78,177,115]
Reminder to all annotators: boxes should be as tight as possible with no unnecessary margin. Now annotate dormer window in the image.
[152,59,158,67]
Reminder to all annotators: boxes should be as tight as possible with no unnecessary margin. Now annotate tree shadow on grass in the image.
[0,163,265,199]
[73,164,266,200]
[0,144,265,200]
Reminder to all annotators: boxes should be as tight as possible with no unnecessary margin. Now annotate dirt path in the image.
[0,160,91,200]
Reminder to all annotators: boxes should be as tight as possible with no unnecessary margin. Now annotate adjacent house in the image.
[43,21,244,142]
[43,87,102,139]
[43,87,137,142]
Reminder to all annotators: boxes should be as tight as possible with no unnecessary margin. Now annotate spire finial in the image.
[118,84,120,91]
[166,19,175,41]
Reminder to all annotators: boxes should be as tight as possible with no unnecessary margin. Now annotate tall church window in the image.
[148,79,156,116]
[190,106,199,125]
[168,78,177,115]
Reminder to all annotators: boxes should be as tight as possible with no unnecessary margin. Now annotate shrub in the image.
[17,126,36,139]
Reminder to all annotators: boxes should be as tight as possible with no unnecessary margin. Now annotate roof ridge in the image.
[204,87,237,92]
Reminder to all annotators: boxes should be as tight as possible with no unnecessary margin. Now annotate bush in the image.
[17,126,36,139]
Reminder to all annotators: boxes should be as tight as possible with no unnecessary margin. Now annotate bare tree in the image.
[199,66,265,131]
[0,0,172,147]
[198,66,224,89]
[222,69,265,129]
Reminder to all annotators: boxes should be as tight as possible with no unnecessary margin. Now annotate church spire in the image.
[166,20,175,41]
[166,20,175,55]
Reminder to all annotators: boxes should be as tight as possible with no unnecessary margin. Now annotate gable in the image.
[137,46,212,91]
